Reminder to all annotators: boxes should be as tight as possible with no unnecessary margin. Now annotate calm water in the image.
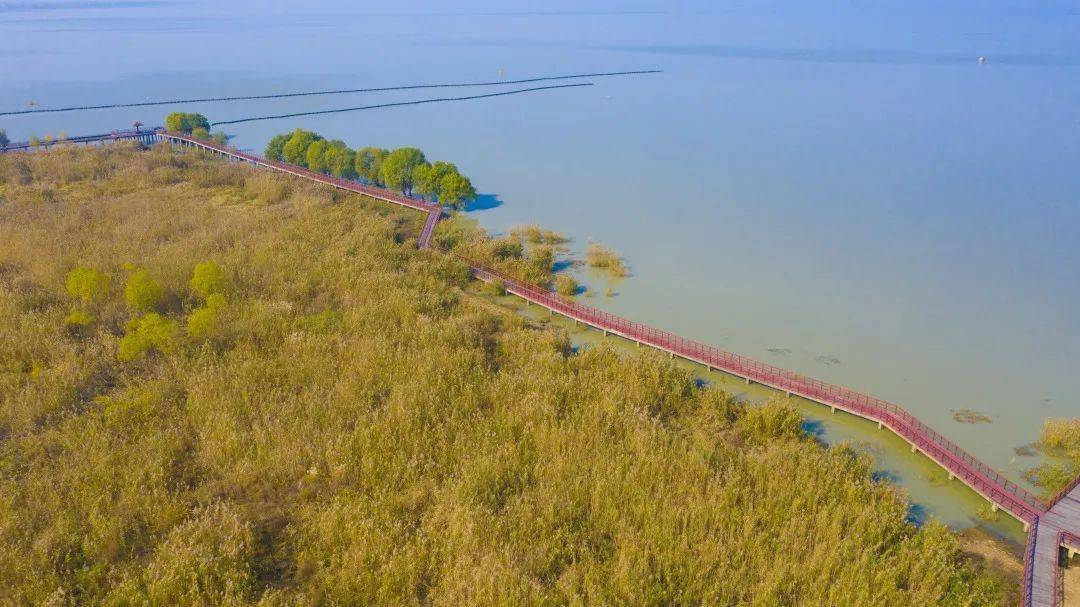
[3,0,1078,531]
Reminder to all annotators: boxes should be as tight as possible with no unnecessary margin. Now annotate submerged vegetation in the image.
[0,144,1014,605]
[1026,418,1080,496]
[952,409,993,425]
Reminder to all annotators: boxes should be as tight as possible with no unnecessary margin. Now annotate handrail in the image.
[1047,471,1080,510]
[1022,515,1039,607]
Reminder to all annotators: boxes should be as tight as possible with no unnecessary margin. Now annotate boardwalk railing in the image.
[1048,472,1080,510]
[1022,515,1040,607]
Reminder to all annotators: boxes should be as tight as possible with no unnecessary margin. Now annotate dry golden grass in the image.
[585,243,630,277]
[0,144,1011,605]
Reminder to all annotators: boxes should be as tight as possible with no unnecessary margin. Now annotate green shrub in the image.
[65,267,110,303]
[189,262,227,300]
[118,313,178,361]
[124,269,166,313]
[187,294,226,340]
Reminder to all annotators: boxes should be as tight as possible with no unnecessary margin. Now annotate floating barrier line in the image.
[210,83,594,125]
[0,70,659,117]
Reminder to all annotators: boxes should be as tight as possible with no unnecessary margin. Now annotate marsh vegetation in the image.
[0,144,1014,605]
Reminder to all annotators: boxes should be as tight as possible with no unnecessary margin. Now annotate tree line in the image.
[264,129,477,209]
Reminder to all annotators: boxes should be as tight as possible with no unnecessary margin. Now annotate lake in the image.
[3,0,1078,533]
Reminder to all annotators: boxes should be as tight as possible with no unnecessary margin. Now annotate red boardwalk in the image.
[33,129,1073,607]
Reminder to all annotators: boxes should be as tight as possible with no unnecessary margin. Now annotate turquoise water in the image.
[2,1,1078,528]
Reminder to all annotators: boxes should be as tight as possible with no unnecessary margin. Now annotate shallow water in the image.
[2,1,1077,524]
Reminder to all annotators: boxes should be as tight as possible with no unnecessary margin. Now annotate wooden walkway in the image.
[1034,483,1080,606]
[6,128,1074,606]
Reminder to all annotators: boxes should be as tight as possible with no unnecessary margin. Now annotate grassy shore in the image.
[0,143,1012,605]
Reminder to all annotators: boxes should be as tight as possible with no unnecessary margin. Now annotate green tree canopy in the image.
[416,161,457,201]
[190,127,210,141]
[379,147,427,195]
[355,147,388,185]
[165,113,211,134]
[437,171,477,210]
[265,134,290,161]
[282,130,322,167]
[324,140,357,179]
[305,140,330,174]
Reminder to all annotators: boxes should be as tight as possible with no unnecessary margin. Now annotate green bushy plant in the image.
[118,313,178,361]
[124,268,165,313]
[189,261,227,300]
[65,267,110,303]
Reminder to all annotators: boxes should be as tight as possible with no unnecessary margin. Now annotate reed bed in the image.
[0,145,1010,605]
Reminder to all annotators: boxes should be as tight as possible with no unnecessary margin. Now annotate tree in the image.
[379,147,427,195]
[211,131,228,146]
[191,127,210,141]
[306,140,330,173]
[416,161,457,201]
[282,129,322,167]
[324,140,357,179]
[265,134,290,161]
[0,129,8,150]
[165,112,210,134]
[437,171,477,210]
[355,147,388,184]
